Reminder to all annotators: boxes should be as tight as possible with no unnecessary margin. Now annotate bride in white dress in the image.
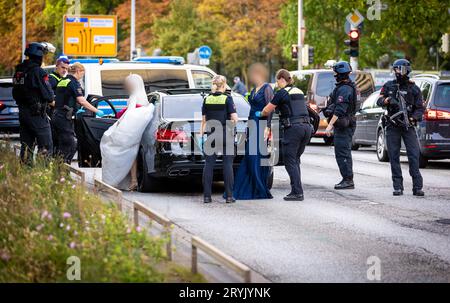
[100,74,155,190]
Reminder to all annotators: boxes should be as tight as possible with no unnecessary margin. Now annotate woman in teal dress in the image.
[233,63,273,200]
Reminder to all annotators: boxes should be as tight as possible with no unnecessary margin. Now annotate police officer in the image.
[324,61,359,190]
[256,69,312,201]
[12,42,54,164]
[53,63,104,163]
[376,59,424,196]
[200,75,238,204]
[48,57,70,154]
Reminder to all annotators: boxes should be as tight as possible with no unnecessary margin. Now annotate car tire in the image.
[137,149,162,192]
[267,169,274,190]
[351,142,360,151]
[324,137,334,146]
[376,129,389,162]
[419,154,428,168]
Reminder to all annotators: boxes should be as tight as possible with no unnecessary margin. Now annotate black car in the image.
[0,78,20,133]
[75,90,276,192]
[353,75,450,168]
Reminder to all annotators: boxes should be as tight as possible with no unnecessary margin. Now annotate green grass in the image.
[0,144,204,282]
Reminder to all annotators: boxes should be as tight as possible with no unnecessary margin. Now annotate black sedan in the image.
[0,78,20,133]
[75,90,276,192]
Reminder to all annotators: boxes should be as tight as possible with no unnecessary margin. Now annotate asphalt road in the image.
[79,140,450,282]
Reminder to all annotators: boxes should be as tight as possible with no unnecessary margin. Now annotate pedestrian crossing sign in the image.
[63,15,117,57]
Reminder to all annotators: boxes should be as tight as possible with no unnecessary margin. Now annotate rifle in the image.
[388,84,412,130]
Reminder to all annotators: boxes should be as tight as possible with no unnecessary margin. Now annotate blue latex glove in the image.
[96,110,105,118]
[255,111,263,118]
[76,108,86,115]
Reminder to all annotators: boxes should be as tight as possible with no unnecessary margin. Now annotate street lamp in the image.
[22,0,26,61]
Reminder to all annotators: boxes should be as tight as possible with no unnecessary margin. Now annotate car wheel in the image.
[376,129,389,162]
[267,169,274,190]
[351,141,360,151]
[137,149,162,192]
[419,154,428,168]
[324,137,334,146]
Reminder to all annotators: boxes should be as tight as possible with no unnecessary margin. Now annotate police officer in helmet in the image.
[324,61,359,190]
[376,59,424,196]
[256,69,312,201]
[53,63,104,163]
[200,75,238,204]
[12,42,54,164]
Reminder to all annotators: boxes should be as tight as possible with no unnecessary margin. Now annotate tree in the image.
[277,0,450,70]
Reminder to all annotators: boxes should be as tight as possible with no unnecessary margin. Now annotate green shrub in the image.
[0,144,201,282]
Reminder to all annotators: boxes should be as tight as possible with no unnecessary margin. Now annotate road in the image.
[79,140,450,283]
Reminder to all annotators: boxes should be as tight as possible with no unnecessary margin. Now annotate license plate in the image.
[8,107,19,113]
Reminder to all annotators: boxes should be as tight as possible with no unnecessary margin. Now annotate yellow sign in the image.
[63,15,117,57]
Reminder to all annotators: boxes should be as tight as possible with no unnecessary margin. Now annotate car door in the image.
[75,95,124,167]
[354,97,373,143]
[364,91,383,144]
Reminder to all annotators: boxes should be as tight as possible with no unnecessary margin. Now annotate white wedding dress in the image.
[100,74,155,189]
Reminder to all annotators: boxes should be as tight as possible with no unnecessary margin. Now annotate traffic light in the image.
[344,29,360,57]
[291,44,299,60]
[308,46,314,65]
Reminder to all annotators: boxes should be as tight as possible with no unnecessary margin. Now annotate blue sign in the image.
[66,17,89,23]
[198,45,212,59]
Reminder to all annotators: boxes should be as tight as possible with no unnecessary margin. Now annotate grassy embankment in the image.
[0,144,204,282]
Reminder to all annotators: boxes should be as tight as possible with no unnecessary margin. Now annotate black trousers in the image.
[19,106,53,163]
[386,125,423,190]
[203,154,234,199]
[282,123,312,195]
[333,125,356,179]
[52,112,77,164]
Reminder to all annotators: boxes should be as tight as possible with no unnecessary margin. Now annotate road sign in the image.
[345,20,364,35]
[198,45,212,59]
[63,15,117,57]
[346,9,365,28]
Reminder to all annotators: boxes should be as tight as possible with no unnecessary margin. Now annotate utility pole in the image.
[130,0,136,60]
[22,0,26,61]
[297,0,303,70]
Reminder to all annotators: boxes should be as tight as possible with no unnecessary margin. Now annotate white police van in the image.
[44,56,217,115]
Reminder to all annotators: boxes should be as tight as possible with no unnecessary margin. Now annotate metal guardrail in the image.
[63,164,86,185]
[93,178,123,211]
[191,236,251,283]
[133,201,172,261]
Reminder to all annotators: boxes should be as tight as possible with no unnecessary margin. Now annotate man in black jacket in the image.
[377,59,424,197]
[12,42,54,163]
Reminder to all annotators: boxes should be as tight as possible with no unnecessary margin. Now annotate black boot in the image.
[334,177,355,190]
[393,189,404,196]
[204,196,212,204]
[413,189,425,197]
[284,193,304,201]
[226,197,236,203]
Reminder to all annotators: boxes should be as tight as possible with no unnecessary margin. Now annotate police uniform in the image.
[270,85,312,199]
[202,92,237,201]
[52,74,83,163]
[328,80,358,184]
[12,58,54,163]
[377,79,424,194]
[48,71,64,154]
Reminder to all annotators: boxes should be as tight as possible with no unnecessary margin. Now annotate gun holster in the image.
[63,105,74,120]
[280,117,291,129]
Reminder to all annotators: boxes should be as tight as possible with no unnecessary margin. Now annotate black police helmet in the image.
[24,42,45,58]
[392,59,412,76]
[333,61,352,74]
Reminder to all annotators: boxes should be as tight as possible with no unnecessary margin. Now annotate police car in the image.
[44,56,218,115]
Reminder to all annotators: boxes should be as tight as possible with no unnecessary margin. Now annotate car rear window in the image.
[434,83,450,108]
[0,83,13,99]
[316,72,374,98]
[162,95,250,121]
[101,69,189,95]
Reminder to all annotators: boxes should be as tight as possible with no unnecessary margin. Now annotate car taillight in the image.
[156,128,189,143]
[425,109,450,120]
[0,102,5,112]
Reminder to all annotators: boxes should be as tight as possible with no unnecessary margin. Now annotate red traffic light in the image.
[349,30,360,40]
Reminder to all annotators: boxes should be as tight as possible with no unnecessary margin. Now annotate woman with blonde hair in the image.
[200,75,238,203]
[233,63,274,200]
